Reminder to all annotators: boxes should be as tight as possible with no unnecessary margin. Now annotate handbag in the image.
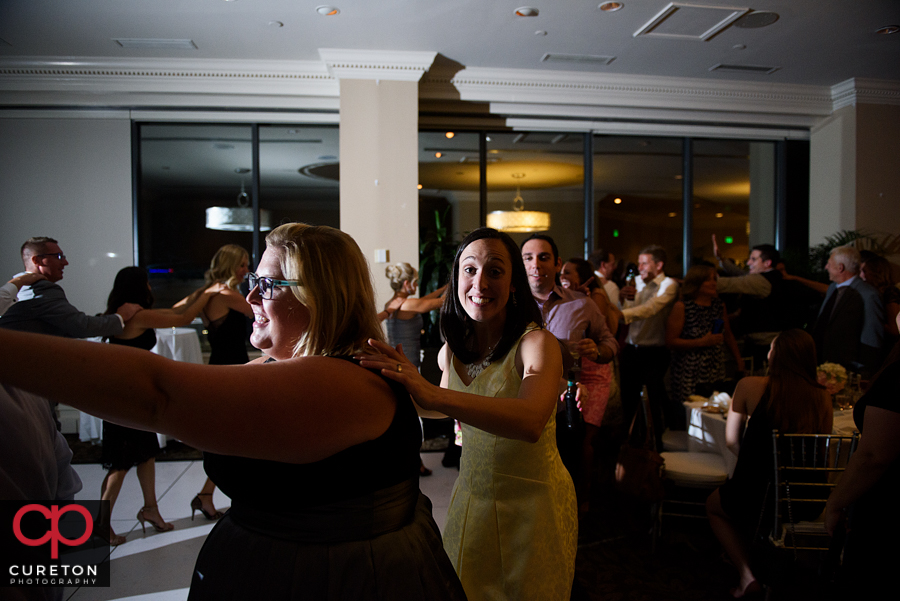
[614,393,664,503]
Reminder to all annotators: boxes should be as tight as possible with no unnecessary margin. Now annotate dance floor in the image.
[64,453,456,601]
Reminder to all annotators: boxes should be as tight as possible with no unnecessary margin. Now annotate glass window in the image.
[258,125,340,260]
[486,132,585,260]
[593,135,684,277]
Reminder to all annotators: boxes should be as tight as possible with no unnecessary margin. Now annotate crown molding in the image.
[0,57,338,98]
[505,117,811,141]
[318,49,437,82]
[488,102,822,130]
[831,78,900,111]
[3,56,896,129]
[442,67,836,118]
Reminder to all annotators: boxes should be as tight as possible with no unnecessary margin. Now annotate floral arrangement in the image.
[817,362,848,395]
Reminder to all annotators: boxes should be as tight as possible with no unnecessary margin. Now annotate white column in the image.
[320,49,436,308]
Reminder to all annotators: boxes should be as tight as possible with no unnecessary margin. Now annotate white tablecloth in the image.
[684,400,862,480]
[151,327,203,364]
[79,328,204,447]
[685,400,737,477]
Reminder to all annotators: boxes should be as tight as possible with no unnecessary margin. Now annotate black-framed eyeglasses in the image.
[37,253,66,261]
[247,273,301,300]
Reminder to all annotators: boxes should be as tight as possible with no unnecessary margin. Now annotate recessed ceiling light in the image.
[668,212,677,217]
[876,25,899,35]
[599,2,623,12]
[417,184,423,190]
[535,30,548,36]
[445,132,455,139]
[234,168,251,174]
[268,21,284,27]
[435,152,442,158]
[515,7,539,17]
[614,198,622,204]
[715,212,724,218]
[316,5,340,16]
[674,174,683,180]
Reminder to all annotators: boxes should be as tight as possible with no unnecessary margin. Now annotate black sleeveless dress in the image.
[187,358,467,601]
[101,329,161,471]
[719,390,827,529]
[207,309,249,365]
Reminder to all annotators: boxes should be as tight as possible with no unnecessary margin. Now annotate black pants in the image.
[619,345,676,448]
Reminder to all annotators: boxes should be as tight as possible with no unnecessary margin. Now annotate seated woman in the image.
[666,265,743,411]
[361,227,577,601]
[706,329,832,598]
[0,223,466,601]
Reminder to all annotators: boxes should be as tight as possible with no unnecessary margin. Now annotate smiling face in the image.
[747,249,770,274]
[33,242,68,282]
[457,238,514,326]
[699,271,718,297]
[521,238,561,297]
[247,247,310,360]
[560,262,581,290]
[637,253,661,283]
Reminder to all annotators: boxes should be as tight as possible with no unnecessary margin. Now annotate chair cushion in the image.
[661,451,728,486]
[662,429,689,452]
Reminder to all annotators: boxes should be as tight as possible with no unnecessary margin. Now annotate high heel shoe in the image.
[136,505,174,534]
[190,493,224,521]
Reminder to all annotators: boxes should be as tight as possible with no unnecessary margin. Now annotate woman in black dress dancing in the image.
[101,267,219,545]
[0,224,466,600]
[177,244,254,519]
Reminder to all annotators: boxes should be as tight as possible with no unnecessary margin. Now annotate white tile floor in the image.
[64,453,458,601]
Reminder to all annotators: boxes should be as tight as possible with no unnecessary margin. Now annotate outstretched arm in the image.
[358,330,563,442]
[0,328,397,464]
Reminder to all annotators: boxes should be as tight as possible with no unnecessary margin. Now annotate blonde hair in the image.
[205,244,249,289]
[265,223,385,358]
[385,262,418,291]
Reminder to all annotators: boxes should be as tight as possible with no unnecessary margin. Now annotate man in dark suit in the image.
[812,246,884,378]
[0,236,139,337]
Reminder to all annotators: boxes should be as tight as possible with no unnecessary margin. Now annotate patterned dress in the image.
[444,327,578,601]
[669,298,726,404]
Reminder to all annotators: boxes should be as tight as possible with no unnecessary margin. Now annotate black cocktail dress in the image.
[187,358,467,601]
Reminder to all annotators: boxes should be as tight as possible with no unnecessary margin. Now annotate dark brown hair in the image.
[861,254,896,293]
[765,329,831,434]
[441,228,542,365]
[564,258,597,291]
[680,265,716,301]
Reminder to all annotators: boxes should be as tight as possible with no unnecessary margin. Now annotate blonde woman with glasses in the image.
[0,223,466,601]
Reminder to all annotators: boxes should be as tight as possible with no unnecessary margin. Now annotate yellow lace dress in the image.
[444,329,578,601]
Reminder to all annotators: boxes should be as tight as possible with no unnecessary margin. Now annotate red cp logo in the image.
[13,504,94,559]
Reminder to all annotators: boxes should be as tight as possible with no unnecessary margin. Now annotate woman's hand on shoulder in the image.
[356,339,438,410]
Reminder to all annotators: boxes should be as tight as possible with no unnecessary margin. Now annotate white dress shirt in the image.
[622,273,679,346]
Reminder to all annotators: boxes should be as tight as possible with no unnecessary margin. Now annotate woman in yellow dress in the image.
[362,227,577,601]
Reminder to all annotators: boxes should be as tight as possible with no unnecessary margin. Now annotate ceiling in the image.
[1,1,898,89]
